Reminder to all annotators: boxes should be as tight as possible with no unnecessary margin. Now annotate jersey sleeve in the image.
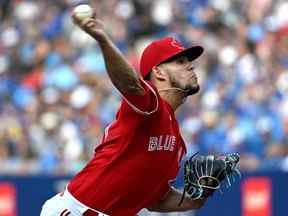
[120,79,159,115]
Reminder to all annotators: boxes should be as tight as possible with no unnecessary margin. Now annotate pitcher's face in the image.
[160,55,200,95]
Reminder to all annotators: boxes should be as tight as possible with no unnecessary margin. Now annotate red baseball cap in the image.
[139,37,204,79]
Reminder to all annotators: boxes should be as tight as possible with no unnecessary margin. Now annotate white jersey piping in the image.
[120,79,159,115]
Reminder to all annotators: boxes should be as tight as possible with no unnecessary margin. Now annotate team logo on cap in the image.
[170,38,185,50]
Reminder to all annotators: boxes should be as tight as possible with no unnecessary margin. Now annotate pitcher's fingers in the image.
[71,13,82,25]
[85,19,97,28]
[73,17,95,30]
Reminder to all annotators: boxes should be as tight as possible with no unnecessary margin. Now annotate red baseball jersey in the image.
[68,80,186,216]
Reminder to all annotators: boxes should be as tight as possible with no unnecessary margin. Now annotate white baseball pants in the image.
[40,187,108,216]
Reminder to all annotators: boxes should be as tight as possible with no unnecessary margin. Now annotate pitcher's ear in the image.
[151,66,166,81]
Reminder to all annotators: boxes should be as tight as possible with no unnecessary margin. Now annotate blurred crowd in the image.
[0,0,288,174]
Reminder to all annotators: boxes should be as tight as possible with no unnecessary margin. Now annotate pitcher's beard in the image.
[184,84,200,96]
[170,77,200,96]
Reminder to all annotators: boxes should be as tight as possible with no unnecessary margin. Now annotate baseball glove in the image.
[178,152,240,205]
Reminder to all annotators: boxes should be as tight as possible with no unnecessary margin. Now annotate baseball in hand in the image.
[73,4,93,21]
